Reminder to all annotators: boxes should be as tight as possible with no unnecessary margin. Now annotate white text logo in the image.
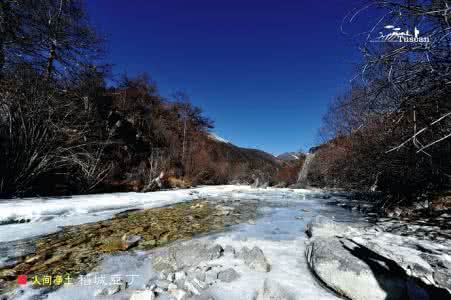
[372,25,430,44]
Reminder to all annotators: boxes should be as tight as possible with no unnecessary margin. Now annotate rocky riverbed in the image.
[1,186,449,300]
[0,186,358,300]
[0,198,260,294]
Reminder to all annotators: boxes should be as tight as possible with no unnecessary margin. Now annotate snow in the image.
[208,133,230,144]
[0,186,314,243]
[1,186,359,300]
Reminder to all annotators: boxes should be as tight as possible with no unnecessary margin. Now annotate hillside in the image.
[277,152,303,162]
[187,133,282,186]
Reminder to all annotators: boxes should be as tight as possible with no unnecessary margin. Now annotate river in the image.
[0,186,364,300]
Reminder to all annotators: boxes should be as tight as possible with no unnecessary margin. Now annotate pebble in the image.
[217,268,239,282]
[129,289,156,300]
[175,270,187,281]
[167,272,175,282]
[155,279,171,290]
[169,288,189,300]
[224,245,236,255]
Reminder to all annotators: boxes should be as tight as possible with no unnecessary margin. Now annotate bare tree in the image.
[313,0,451,196]
[31,0,102,80]
[348,0,451,153]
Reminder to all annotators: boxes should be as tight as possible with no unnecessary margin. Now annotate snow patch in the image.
[208,133,230,144]
[0,186,315,243]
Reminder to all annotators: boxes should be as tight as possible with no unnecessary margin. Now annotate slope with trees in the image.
[0,0,281,198]
[306,0,450,208]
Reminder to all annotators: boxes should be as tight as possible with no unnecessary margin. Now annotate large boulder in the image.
[347,232,451,297]
[304,215,349,238]
[306,237,410,300]
[152,241,224,272]
[236,246,271,272]
[305,215,451,300]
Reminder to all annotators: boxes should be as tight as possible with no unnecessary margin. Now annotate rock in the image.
[205,269,218,284]
[167,272,175,282]
[153,241,224,271]
[139,239,157,248]
[235,246,250,260]
[159,270,170,279]
[146,283,157,291]
[224,245,235,255]
[256,279,295,300]
[183,277,208,293]
[43,253,68,265]
[184,278,204,295]
[168,287,189,300]
[95,280,127,296]
[175,270,187,282]
[155,279,171,290]
[193,277,208,290]
[347,233,451,297]
[192,295,216,300]
[129,289,156,300]
[153,255,177,273]
[0,270,15,278]
[305,215,451,300]
[25,255,42,264]
[304,215,348,238]
[94,288,106,297]
[121,234,142,250]
[237,246,270,272]
[217,268,239,282]
[188,267,207,282]
[306,237,408,300]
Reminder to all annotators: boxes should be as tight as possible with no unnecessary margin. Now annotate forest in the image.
[0,0,283,197]
[0,0,449,207]
[306,0,451,207]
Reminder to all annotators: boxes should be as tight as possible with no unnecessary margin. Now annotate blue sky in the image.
[86,0,367,155]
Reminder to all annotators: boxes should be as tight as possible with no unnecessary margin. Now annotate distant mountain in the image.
[277,152,302,162]
[189,133,282,185]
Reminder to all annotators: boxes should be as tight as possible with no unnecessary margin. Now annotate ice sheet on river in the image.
[0,186,315,243]
[6,186,349,300]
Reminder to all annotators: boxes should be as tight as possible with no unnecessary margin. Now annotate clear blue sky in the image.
[86,0,366,155]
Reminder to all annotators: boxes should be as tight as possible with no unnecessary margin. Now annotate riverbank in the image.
[2,186,449,300]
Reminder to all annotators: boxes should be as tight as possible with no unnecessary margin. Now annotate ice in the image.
[0,185,270,243]
[1,186,358,300]
[10,252,157,300]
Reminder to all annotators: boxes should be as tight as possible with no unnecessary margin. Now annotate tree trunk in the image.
[0,38,5,77]
[182,118,187,162]
[0,1,7,77]
[45,42,56,80]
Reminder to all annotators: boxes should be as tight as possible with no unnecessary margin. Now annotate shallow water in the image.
[2,186,363,300]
